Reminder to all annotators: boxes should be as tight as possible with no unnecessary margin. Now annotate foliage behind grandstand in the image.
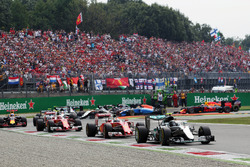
[1,0,250,50]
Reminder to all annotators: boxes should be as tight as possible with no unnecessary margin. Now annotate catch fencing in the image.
[0,72,249,99]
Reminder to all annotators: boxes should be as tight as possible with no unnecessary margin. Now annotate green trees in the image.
[241,35,250,51]
[0,0,13,30]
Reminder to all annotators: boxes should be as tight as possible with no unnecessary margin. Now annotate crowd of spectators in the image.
[0,28,249,83]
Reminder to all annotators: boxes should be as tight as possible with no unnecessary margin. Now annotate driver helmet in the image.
[10,113,14,117]
[169,120,176,127]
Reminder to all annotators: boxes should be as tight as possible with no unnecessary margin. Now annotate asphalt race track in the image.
[1,111,250,167]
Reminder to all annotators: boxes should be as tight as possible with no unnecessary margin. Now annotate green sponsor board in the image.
[187,93,250,106]
[0,94,151,114]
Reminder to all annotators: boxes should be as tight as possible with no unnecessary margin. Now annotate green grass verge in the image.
[240,106,250,110]
[188,117,250,125]
[234,158,250,162]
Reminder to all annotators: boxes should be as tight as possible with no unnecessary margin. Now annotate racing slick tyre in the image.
[74,119,82,131]
[21,117,27,127]
[189,108,194,114]
[129,110,135,116]
[160,108,167,115]
[198,126,211,144]
[224,106,231,113]
[136,122,144,127]
[135,126,148,143]
[36,119,45,131]
[0,117,4,128]
[33,116,39,126]
[47,120,55,133]
[77,111,85,117]
[233,105,239,112]
[69,113,77,119]
[86,123,97,137]
[160,127,171,146]
[103,123,112,139]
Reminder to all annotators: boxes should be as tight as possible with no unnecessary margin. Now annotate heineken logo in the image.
[194,95,230,103]
[66,99,90,107]
[0,101,28,111]
[122,97,142,105]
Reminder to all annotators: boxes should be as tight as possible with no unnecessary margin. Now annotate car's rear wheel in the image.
[77,111,85,117]
[135,126,148,143]
[47,120,55,133]
[36,119,44,131]
[189,108,194,114]
[69,113,77,119]
[86,123,97,137]
[224,106,231,113]
[129,110,134,116]
[21,117,27,127]
[74,119,82,131]
[160,127,171,146]
[103,123,112,139]
[33,116,39,126]
[136,122,144,127]
[198,126,211,144]
[0,117,4,128]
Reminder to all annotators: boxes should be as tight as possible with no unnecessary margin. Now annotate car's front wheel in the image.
[47,120,55,133]
[233,105,239,112]
[36,119,44,131]
[160,127,171,146]
[103,123,112,139]
[198,126,211,144]
[74,119,82,131]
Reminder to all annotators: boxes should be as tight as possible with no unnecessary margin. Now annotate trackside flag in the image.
[80,75,84,81]
[210,28,218,36]
[76,12,83,25]
[106,78,129,88]
[56,76,62,86]
[8,77,19,85]
[47,75,57,83]
[76,26,79,35]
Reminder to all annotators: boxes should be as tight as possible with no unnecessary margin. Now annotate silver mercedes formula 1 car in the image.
[135,115,215,146]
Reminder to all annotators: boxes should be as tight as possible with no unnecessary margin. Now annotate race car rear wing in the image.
[95,113,111,125]
[145,115,166,130]
[145,115,174,130]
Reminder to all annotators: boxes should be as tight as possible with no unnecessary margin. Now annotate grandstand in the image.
[0,29,249,98]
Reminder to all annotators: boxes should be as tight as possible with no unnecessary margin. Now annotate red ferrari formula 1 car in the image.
[36,111,82,132]
[176,100,241,114]
[86,113,140,138]
[0,110,27,127]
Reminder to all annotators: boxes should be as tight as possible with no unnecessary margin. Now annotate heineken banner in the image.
[0,93,249,114]
[0,94,151,114]
[187,93,249,106]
